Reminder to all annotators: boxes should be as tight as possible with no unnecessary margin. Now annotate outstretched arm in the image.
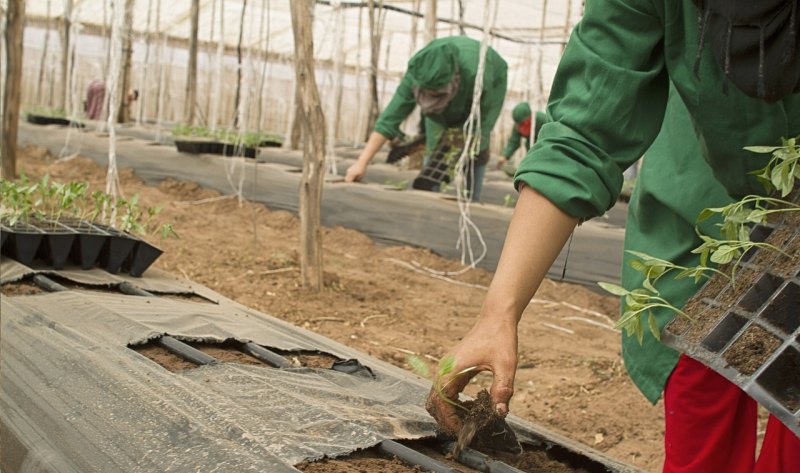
[426,184,578,435]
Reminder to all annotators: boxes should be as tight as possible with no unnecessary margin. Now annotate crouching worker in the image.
[496,103,547,177]
[345,36,507,202]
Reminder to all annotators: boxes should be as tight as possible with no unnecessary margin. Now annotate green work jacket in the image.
[514,0,800,403]
[374,36,508,165]
[502,128,529,159]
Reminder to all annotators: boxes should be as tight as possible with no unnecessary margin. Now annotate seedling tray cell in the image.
[2,223,45,266]
[662,190,800,435]
[125,240,163,277]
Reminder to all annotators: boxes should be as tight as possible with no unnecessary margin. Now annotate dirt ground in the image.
[9,145,666,472]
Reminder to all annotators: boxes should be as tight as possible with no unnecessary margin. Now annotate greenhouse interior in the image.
[1,1,798,473]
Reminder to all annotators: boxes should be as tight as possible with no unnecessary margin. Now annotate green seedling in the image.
[747,136,800,197]
[598,282,692,344]
[409,354,478,411]
[503,194,516,207]
[384,179,409,191]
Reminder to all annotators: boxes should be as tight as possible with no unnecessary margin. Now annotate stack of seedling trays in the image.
[662,190,800,436]
[0,218,162,277]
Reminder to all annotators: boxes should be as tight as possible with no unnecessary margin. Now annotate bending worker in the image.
[345,36,507,202]
[496,103,546,176]
[427,1,799,472]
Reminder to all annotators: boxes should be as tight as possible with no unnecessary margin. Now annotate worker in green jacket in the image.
[496,103,547,176]
[427,1,800,471]
[345,36,507,202]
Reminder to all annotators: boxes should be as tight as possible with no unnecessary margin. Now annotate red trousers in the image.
[663,355,800,473]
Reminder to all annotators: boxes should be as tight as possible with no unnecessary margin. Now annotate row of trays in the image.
[0,218,162,277]
[174,139,282,159]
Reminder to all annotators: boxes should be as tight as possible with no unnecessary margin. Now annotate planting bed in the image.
[663,189,800,435]
[7,144,660,471]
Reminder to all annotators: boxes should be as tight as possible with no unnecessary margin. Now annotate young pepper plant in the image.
[408,354,477,411]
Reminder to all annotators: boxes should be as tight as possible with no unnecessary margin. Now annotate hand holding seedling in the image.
[424,316,518,436]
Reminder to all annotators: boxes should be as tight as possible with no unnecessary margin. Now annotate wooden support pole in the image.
[1,0,24,178]
[233,0,248,127]
[364,0,380,141]
[116,0,135,123]
[185,0,200,125]
[290,0,327,292]
[58,0,73,111]
[424,0,437,44]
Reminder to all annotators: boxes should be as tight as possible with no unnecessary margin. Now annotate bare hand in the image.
[425,316,518,435]
[345,162,367,182]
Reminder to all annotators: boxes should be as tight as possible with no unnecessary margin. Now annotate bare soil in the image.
[723,325,782,376]
[8,145,665,471]
[0,279,46,296]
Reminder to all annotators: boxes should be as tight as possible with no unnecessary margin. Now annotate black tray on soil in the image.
[662,189,800,436]
[175,139,256,158]
[26,114,85,128]
[0,218,162,277]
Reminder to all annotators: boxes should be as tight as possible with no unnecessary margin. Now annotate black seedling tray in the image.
[412,132,464,192]
[662,190,800,436]
[175,139,256,158]
[26,114,85,128]
[0,218,162,277]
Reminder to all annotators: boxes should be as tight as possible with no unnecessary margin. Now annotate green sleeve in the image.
[514,0,668,219]
[478,62,507,152]
[374,74,417,139]
[503,128,522,158]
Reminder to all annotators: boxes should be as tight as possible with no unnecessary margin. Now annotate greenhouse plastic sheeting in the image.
[1,290,435,472]
[0,256,223,302]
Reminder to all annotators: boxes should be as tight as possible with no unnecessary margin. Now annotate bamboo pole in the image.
[233,0,248,127]
[325,2,345,173]
[137,0,154,125]
[364,0,380,140]
[36,0,52,108]
[116,0,134,124]
[290,0,327,292]
[424,0,436,44]
[409,0,420,56]
[535,0,548,111]
[1,0,25,179]
[59,0,73,110]
[255,0,271,131]
[204,0,217,124]
[210,0,224,130]
[185,0,199,125]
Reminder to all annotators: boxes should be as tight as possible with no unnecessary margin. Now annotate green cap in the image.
[511,102,532,124]
[407,42,459,89]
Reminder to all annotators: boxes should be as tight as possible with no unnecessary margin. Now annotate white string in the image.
[102,0,125,226]
[60,2,84,159]
[325,1,345,176]
[449,0,498,272]
[210,0,225,131]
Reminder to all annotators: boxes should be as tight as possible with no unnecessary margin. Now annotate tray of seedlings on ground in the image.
[412,129,465,192]
[0,174,177,276]
[602,139,800,436]
[172,125,282,158]
[25,106,85,128]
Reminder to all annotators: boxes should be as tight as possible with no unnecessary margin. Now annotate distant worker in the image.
[496,103,547,177]
[84,79,107,120]
[84,80,139,122]
[345,36,508,202]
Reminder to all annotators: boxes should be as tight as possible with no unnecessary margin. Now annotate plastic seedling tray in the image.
[63,219,110,269]
[26,114,85,128]
[124,239,163,277]
[94,224,138,274]
[1,221,45,266]
[662,190,800,436]
[36,219,79,270]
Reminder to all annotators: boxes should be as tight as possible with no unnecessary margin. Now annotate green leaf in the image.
[629,259,646,272]
[710,245,737,265]
[598,282,629,297]
[438,355,456,378]
[696,208,717,223]
[743,146,782,154]
[648,313,661,341]
[408,355,429,378]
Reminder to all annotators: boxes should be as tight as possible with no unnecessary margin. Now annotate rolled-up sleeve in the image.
[514,0,668,219]
[374,75,417,139]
